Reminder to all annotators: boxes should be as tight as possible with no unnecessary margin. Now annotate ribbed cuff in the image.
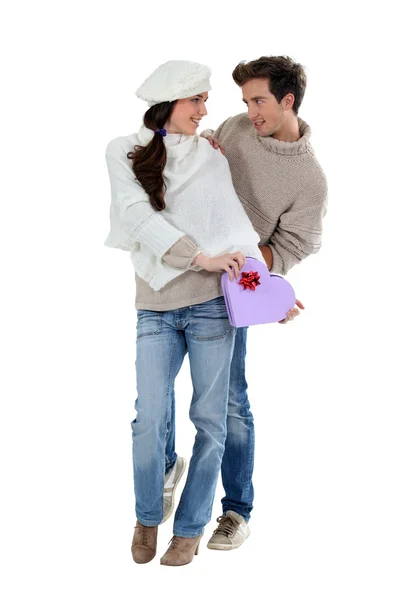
[135,213,186,258]
[189,250,203,271]
[162,236,202,270]
[269,245,283,275]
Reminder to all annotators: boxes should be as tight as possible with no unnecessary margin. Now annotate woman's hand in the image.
[193,252,246,281]
[278,299,305,324]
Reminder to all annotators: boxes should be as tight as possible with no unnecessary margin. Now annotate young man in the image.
[164,55,328,551]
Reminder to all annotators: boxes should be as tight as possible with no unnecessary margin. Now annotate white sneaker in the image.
[207,510,250,550]
[161,456,186,524]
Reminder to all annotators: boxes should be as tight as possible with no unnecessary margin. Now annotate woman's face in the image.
[165,92,208,135]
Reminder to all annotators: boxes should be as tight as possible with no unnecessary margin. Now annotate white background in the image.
[1,1,399,598]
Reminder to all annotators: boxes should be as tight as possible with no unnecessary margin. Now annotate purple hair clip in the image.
[155,128,167,137]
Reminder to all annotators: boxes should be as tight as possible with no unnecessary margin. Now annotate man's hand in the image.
[202,135,225,155]
[279,299,305,324]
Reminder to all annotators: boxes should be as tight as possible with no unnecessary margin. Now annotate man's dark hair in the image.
[232,56,307,114]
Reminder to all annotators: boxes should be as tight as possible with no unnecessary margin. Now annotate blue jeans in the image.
[166,326,254,521]
[132,297,236,537]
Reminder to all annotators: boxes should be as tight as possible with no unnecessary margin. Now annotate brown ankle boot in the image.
[131,521,158,564]
[160,534,202,566]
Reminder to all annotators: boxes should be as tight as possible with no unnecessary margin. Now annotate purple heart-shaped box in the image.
[221,256,296,327]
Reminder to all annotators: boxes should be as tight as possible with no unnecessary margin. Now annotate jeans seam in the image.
[163,332,180,445]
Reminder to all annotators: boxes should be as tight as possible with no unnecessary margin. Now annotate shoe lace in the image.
[168,536,180,551]
[135,524,149,545]
[213,515,237,537]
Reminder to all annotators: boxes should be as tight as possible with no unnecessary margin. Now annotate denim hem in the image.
[137,516,163,527]
[173,527,204,538]
[165,459,176,475]
[222,506,251,523]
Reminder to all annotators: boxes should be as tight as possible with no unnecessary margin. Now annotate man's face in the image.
[242,78,284,137]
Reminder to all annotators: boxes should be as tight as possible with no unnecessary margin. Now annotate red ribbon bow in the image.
[238,270,261,291]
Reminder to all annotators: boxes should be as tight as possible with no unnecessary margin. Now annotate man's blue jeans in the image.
[166,326,254,521]
[132,297,236,537]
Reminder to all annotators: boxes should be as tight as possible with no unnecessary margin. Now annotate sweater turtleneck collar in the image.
[256,118,312,156]
[136,125,196,162]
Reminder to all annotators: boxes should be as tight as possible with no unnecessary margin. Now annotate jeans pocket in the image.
[189,299,231,341]
[136,310,162,340]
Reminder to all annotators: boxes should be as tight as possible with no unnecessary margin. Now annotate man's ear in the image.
[282,93,295,112]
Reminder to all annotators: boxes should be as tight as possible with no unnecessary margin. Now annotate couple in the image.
[104,56,327,567]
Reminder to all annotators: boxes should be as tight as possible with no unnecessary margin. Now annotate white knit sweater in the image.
[104,126,263,291]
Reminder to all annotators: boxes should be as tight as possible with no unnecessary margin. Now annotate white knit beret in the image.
[135,60,211,106]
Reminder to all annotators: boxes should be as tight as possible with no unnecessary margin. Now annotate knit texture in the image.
[105,127,263,295]
[203,114,328,275]
[135,60,211,106]
[133,115,327,310]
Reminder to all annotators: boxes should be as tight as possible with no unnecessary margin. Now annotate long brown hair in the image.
[127,101,177,211]
[232,56,307,115]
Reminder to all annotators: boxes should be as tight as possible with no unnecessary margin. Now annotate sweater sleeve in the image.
[162,236,203,271]
[268,176,328,275]
[105,138,188,258]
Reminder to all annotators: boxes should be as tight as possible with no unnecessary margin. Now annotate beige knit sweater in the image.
[135,114,327,310]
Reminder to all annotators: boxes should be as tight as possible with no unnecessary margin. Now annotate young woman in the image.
[104,60,265,566]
